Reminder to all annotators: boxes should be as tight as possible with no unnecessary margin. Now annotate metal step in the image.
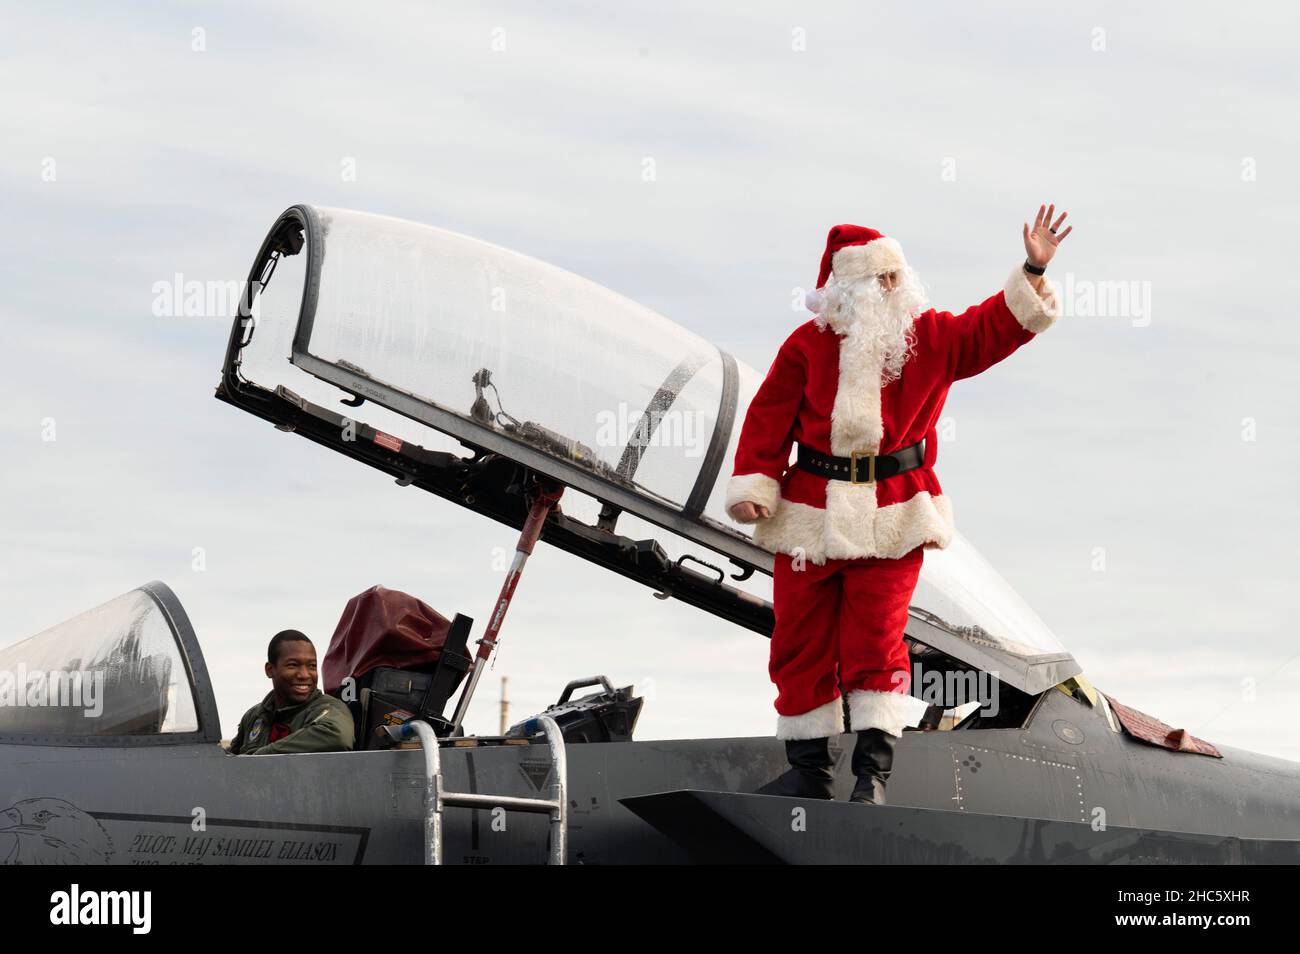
[389,716,568,865]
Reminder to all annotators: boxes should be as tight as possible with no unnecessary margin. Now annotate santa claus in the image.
[727,204,1073,803]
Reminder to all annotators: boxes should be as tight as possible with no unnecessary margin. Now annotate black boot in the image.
[755,737,834,799]
[849,728,897,805]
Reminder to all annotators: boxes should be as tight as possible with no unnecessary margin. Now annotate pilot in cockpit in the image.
[228,630,355,755]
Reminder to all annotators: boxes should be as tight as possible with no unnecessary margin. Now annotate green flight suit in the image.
[230,688,355,755]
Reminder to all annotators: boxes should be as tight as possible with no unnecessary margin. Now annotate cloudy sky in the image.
[2,1,1298,761]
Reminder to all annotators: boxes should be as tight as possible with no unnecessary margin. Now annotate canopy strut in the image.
[449,474,565,733]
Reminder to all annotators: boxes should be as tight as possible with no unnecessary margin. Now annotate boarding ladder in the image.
[388,716,568,865]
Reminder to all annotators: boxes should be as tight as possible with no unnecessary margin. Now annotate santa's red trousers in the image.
[770,544,924,719]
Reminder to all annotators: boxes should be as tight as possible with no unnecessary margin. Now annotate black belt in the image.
[796,439,925,484]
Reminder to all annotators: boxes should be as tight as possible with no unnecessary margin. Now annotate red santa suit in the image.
[727,225,1061,741]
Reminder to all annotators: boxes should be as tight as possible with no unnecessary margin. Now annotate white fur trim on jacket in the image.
[831,237,906,282]
[752,491,954,565]
[776,696,845,740]
[726,472,782,522]
[848,688,912,736]
[829,317,885,457]
[1003,265,1062,334]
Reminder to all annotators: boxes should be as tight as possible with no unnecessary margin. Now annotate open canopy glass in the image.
[288,205,750,545]
[224,204,1078,693]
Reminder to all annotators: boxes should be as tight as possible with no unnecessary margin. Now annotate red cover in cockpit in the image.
[322,585,450,692]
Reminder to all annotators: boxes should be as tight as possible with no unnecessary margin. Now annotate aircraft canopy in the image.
[0,583,220,745]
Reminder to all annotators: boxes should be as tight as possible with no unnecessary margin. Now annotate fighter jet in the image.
[1,204,1297,865]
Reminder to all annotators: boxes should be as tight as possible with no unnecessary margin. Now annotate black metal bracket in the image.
[214,377,776,636]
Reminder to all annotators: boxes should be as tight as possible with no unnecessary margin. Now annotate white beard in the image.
[813,266,929,384]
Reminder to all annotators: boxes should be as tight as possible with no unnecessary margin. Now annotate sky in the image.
[2,1,1298,761]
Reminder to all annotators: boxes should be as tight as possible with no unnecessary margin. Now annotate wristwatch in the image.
[1023,260,1046,276]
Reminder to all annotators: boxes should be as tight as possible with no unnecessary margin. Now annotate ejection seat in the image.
[321,585,472,748]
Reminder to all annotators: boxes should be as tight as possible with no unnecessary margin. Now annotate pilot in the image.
[728,206,1071,803]
[229,630,355,755]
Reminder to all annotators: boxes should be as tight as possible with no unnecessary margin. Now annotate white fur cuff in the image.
[776,696,845,740]
[848,688,913,736]
[1003,265,1061,334]
[725,472,781,522]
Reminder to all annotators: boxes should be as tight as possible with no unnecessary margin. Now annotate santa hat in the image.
[806,224,907,312]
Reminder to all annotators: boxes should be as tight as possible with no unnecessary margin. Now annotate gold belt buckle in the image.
[849,449,876,484]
